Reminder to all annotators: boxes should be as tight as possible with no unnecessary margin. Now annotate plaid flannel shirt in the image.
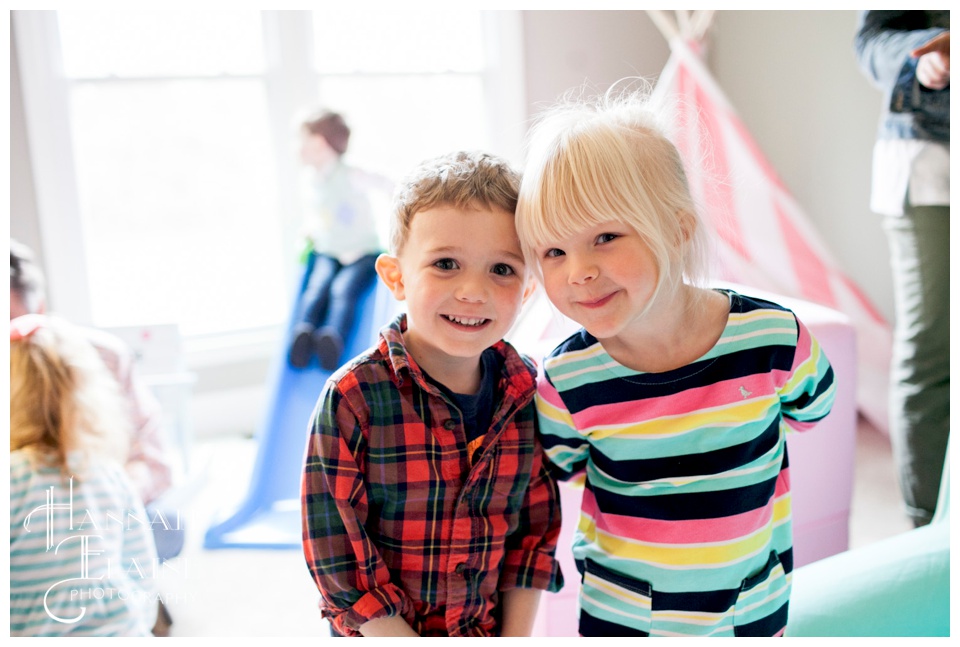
[301,314,563,637]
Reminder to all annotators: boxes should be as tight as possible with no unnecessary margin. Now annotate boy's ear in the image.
[375,253,405,300]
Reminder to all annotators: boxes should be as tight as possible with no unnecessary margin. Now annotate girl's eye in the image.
[434,258,458,271]
[596,233,619,245]
[491,263,516,277]
[543,248,565,258]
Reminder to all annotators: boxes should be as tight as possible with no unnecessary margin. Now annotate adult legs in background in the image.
[313,253,379,371]
[289,254,341,368]
[883,202,950,527]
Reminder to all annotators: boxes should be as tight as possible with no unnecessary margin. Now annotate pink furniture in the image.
[523,284,859,636]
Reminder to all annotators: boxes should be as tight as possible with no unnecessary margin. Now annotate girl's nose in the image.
[568,256,598,285]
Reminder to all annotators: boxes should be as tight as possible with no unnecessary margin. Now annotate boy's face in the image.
[299,132,338,169]
[377,205,534,375]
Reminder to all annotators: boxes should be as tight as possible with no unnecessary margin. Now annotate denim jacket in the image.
[854,11,949,143]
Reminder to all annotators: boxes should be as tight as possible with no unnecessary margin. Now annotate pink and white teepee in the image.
[648,10,891,433]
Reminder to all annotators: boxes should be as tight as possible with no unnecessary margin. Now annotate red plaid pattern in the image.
[301,314,563,636]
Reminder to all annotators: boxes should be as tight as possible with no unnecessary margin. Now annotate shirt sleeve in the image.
[534,371,591,480]
[498,422,564,594]
[121,360,172,505]
[300,374,414,636]
[95,337,172,505]
[778,316,837,433]
[854,11,947,91]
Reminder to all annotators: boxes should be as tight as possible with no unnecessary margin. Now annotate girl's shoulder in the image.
[547,327,597,359]
[714,286,794,316]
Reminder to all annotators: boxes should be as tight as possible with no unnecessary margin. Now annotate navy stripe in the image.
[588,474,779,521]
[654,587,739,613]
[590,417,781,481]
[735,601,789,637]
[786,365,835,415]
[579,610,649,637]
[556,347,796,414]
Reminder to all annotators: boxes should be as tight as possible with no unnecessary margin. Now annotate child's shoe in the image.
[289,323,317,368]
[314,326,344,372]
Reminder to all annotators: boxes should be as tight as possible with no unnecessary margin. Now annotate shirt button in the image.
[455,563,466,575]
[443,419,457,430]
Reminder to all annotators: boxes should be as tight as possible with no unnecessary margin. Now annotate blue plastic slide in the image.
[204,252,397,549]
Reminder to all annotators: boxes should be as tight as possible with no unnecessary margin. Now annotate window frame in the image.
[13,9,525,367]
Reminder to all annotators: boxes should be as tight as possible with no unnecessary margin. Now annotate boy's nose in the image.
[455,274,488,302]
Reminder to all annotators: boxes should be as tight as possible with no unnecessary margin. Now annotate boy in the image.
[289,109,393,370]
[300,151,563,637]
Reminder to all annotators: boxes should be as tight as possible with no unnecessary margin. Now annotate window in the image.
[14,10,523,355]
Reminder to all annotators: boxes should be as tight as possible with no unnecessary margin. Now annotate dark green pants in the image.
[882,202,950,526]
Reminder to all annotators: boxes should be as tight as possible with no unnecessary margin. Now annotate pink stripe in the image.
[582,484,786,545]
[839,274,888,325]
[693,81,751,262]
[537,377,565,407]
[774,197,836,307]
[572,374,779,429]
[792,321,813,372]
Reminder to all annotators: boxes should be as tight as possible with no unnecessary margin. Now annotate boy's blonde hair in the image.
[388,150,521,255]
[516,83,709,303]
[10,316,130,474]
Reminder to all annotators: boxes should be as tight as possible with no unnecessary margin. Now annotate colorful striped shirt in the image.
[301,313,563,637]
[536,290,835,637]
[9,450,159,636]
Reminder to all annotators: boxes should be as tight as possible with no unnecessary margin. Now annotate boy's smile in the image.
[378,204,534,392]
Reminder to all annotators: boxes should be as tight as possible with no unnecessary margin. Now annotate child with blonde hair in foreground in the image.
[10,315,159,636]
[515,86,836,637]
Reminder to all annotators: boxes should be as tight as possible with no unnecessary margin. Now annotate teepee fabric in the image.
[651,36,891,433]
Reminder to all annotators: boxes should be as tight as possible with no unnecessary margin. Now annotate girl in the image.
[515,87,836,637]
[10,314,159,636]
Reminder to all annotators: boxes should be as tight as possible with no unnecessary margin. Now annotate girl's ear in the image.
[677,210,696,244]
[521,277,538,305]
[375,253,405,300]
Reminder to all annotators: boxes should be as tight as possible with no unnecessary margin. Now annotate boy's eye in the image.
[543,248,565,258]
[596,233,619,245]
[434,258,458,271]
[491,263,516,277]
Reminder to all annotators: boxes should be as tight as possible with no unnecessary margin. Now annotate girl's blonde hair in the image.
[10,315,130,475]
[516,81,709,305]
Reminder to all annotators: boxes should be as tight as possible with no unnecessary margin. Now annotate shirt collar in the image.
[378,312,537,403]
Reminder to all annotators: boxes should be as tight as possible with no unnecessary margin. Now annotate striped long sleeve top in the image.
[9,450,159,636]
[536,290,835,637]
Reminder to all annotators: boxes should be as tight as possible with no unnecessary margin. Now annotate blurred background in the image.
[10,10,888,444]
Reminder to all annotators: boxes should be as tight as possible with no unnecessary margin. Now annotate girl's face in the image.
[534,220,660,341]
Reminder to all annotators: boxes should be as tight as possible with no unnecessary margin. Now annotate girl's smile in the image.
[537,221,659,342]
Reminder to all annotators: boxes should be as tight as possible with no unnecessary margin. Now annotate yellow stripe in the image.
[583,571,652,609]
[586,398,777,440]
[579,516,774,568]
[536,397,577,428]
